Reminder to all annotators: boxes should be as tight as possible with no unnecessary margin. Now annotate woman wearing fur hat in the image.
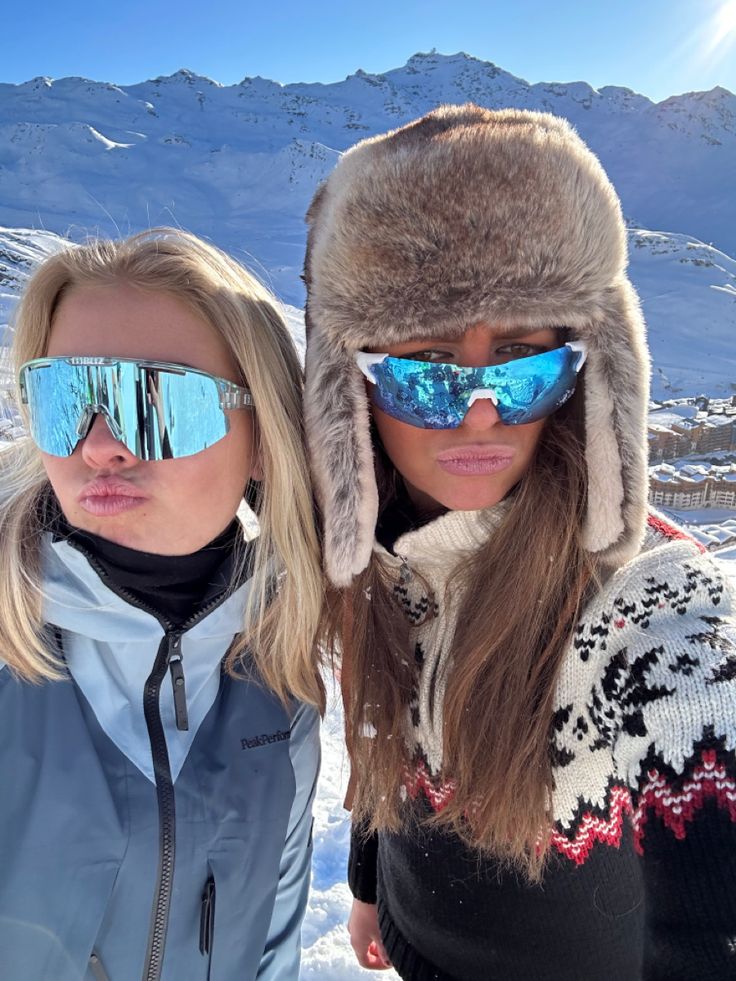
[304,105,736,980]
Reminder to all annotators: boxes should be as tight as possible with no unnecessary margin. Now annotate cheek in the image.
[219,412,257,487]
[40,454,78,508]
[517,419,546,465]
[371,409,430,482]
[180,416,255,509]
[153,454,243,542]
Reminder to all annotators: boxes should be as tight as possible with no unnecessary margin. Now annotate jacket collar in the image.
[40,535,251,783]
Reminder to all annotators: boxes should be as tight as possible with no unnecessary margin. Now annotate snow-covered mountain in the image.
[1,51,734,305]
[1,53,734,398]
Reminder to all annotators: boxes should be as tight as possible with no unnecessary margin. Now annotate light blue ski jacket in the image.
[0,534,320,981]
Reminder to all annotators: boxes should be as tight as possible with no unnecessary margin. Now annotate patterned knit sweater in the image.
[348,507,736,981]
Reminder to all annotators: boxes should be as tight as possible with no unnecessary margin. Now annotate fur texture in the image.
[304,104,650,585]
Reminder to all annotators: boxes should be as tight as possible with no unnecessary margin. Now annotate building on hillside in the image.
[649,462,736,509]
[648,401,736,462]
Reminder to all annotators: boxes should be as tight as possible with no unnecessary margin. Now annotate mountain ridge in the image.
[0,50,733,351]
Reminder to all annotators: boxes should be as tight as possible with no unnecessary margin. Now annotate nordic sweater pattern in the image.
[355,507,736,980]
[382,508,736,860]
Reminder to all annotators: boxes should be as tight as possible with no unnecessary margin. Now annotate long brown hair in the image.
[325,385,599,880]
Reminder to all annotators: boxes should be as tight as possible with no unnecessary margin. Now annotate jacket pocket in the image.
[199,871,216,977]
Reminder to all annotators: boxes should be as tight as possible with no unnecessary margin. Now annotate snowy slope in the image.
[1,52,735,304]
[3,225,732,401]
[0,227,68,343]
[627,230,736,398]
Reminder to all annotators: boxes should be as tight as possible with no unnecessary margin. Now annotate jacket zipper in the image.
[54,539,234,981]
[143,591,229,981]
[141,628,180,981]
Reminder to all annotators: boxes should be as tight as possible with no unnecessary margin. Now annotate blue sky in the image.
[4,0,736,102]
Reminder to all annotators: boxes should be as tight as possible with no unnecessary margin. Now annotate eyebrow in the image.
[493,329,550,340]
[411,328,557,345]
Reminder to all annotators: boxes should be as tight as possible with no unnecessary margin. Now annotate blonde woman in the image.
[0,229,323,981]
[304,106,736,980]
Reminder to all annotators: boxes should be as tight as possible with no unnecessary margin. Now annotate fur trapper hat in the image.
[304,104,650,587]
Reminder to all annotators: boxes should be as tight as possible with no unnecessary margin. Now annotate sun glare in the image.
[713,0,736,45]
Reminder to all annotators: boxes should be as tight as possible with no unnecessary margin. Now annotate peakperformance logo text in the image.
[240,729,291,750]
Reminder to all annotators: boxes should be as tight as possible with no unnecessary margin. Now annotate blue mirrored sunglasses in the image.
[19,356,253,460]
[355,342,587,429]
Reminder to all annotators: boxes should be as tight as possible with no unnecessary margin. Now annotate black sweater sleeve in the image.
[348,822,379,904]
[606,559,736,978]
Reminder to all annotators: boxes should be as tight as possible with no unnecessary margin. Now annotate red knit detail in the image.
[404,760,456,813]
[548,785,633,865]
[405,764,634,865]
[633,750,736,854]
[647,513,706,552]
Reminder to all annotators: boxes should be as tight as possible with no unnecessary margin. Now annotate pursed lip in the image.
[436,443,516,476]
[436,443,515,463]
[78,477,147,502]
[77,477,149,516]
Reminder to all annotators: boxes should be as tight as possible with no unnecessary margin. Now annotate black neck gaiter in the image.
[46,495,250,627]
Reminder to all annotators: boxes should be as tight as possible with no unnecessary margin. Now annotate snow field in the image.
[302,681,400,979]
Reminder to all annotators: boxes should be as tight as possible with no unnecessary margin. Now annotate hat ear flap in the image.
[304,328,378,586]
[581,281,650,565]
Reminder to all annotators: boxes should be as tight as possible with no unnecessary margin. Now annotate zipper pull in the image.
[199,875,216,956]
[168,634,189,731]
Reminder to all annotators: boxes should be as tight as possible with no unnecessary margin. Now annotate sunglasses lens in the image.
[21,360,231,460]
[370,359,465,429]
[367,346,581,429]
[147,370,229,459]
[490,347,580,425]
[22,360,87,457]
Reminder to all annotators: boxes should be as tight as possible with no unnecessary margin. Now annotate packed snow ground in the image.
[301,683,399,979]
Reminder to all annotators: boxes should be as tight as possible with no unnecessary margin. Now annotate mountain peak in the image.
[405,49,478,66]
[22,76,53,89]
[151,69,221,88]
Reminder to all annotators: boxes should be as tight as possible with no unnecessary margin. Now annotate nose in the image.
[460,396,502,431]
[79,413,139,469]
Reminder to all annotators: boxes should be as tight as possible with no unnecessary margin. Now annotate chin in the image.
[429,477,514,513]
[440,493,507,512]
[65,511,149,552]
[90,524,144,551]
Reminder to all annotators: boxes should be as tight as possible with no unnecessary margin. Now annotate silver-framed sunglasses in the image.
[19,356,253,461]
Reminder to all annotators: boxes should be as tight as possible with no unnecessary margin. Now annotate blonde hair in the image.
[2,228,325,710]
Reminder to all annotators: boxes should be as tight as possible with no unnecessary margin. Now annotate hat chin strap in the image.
[467,388,499,407]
